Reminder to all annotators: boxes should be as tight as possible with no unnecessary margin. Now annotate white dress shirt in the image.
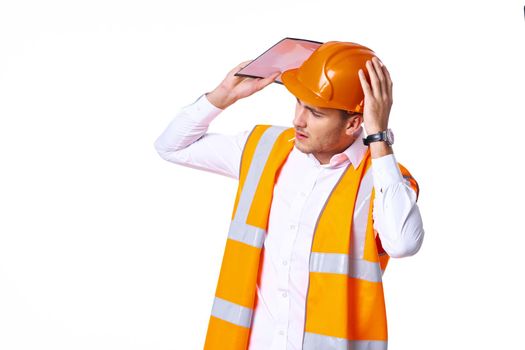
[154,94,424,350]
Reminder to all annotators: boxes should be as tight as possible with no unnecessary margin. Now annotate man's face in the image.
[292,98,360,164]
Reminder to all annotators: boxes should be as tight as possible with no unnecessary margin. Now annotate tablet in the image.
[235,37,323,84]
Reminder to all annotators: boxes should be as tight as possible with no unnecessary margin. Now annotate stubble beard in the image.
[294,138,310,154]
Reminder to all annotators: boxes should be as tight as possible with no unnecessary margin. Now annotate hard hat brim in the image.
[281,68,342,110]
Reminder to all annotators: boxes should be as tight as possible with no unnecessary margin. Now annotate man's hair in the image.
[339,109,363,120]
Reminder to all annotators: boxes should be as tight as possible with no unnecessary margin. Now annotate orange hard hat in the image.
[281,41,377,113]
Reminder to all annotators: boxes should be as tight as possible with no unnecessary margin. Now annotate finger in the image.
[255,71,281,90]
[372,57,388,98]
[227,60,253,77]
[358,69,372,97]
[238,60,253,69]
[366,60,381,99]
[234,71,279,98]
[382,65,393,98]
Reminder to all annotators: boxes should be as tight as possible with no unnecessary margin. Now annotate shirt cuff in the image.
[371,154,404,193]
[182,93,223,125]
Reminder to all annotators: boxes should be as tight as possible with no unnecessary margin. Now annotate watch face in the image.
[387,129,394,145]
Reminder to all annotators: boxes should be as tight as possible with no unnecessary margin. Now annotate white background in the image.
[1,0,524,349]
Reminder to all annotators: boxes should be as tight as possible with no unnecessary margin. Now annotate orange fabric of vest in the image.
[204,125,418,350]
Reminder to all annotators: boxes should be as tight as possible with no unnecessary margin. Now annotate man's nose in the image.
[293,105,307,128]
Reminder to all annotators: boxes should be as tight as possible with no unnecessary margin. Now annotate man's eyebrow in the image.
[296,98,326,115]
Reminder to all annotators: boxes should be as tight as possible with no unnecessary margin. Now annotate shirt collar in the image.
[305,126,368,169]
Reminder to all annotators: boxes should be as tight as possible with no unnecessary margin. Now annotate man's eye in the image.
[311,111,322,118]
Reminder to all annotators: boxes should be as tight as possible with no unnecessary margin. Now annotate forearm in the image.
[372,154,424,258]
[153,94,249,179]
[154,94,222,153]
[369,141,393,159]
[205,87,237,110]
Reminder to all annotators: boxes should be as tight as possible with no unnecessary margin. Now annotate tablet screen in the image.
[235,37,323,84]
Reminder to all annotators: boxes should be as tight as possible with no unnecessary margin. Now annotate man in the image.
[154,41,424,350]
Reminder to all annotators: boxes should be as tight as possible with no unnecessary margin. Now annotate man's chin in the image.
[294,141,310,154]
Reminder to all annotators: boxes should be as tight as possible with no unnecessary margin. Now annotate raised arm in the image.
[153,94,249,179]
[359,57,425,257]
[154,61,280,179]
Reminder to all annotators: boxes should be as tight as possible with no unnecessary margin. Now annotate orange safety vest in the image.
[204,125,419,350]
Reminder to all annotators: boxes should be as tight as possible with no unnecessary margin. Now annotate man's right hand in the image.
[206,60,280,110]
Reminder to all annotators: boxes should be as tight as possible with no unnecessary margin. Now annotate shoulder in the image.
[246,125,294,142]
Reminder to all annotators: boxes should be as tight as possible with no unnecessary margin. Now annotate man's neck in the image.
[313,136,356,165]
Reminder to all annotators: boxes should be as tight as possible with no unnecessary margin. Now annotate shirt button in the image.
[290,224,296,230]
[282,292,288,298]
[279,330,285,336]
[282,260,288,266]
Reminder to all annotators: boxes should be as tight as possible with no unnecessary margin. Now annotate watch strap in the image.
[363,131,387,146]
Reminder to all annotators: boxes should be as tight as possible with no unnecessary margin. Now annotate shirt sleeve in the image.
[153,94,250,180]
[371,154,425,258]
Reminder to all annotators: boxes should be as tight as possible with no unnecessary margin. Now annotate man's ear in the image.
[345,114,363,136]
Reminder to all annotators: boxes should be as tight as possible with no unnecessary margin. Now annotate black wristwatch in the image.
[363,129,394,146]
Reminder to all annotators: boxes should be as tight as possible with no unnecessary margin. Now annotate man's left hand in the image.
[358,57,393,135]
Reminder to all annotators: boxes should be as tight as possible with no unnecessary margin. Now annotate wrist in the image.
[363,128,394,149]
[365,125,388,135]
[206,86,236,110]
[369,141,393,159]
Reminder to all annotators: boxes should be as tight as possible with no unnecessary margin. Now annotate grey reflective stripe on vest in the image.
[310,252,382,283]
[350,168,374,259]
[211,297,253,328]
[227,126,288,248]
[227,220,266,249]
[303,332,387,350]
